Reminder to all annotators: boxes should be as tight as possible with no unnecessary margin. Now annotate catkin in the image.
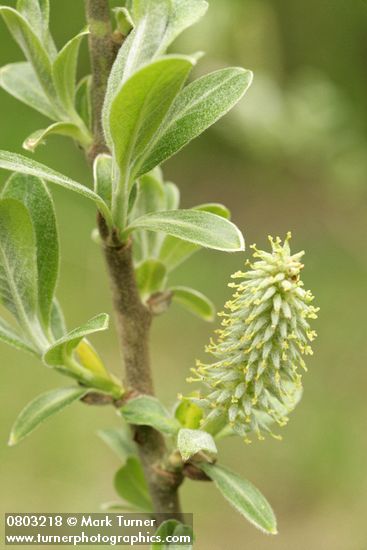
[189,233,319,442]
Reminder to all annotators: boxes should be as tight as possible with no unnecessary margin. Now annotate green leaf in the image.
[105,0,205,107]
[127,0,208,91]
[8,386,89,446]
[23,122,90,152]
[75,75,92,130]
[0,199,42,342]
[16,0,56,57]
[98,426,137,465]
[0,62,58,119]
[2,174,59,331]
[109,56,194,221]
[159,238,196,273]
[171,286,215,322]
[50,299,66,340]
[102,0,172,141]
[134,173,166,218]
[93,154,113,208]
[158,0,208,53]
[128,209,245,252]
[129,0,167,20]
[136,260,167,300]
[164,182,180,210]
[152,519,193,549]
[194,203,231,219]
[132,172,166,260]
[177,428,217,462]
[0,7,58,103]
[17,0,48,29]
[42,314,123,398]
[128,182,138,214]
[174,396,203,429]
[0,317,37,355]
[104,0,208,145]
[113,7,134,35]
[114,457,153,513]
[158,203,232,271]
[138,68,253,176]
[43,313,109,368]
[120,396,180,435]
[199,463,277,535]
[53,31,89,112]
[0,151,112,225]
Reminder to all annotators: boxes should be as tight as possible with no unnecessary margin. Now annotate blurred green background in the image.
[1,1,367,549]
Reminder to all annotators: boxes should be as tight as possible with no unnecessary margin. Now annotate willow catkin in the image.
[189,233,319,442]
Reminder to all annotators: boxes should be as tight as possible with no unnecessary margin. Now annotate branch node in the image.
[147,291,173,316]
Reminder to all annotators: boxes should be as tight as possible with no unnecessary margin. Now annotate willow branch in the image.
[85,0,115,160]
[85,0,183,521]
[97,223,183,520]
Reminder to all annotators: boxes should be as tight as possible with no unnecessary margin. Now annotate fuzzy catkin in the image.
[189,234,319,442]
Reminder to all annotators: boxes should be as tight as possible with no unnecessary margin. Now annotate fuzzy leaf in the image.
[199,463,277,535]
[93,154,113,207]
[128,210,245,252]
[171,286,215,322]
[53,31,89,112]
[177,428,217,462]
[109,0,205,80]
[2,174,59,330]
[0,199,40,337]
[98,426,137,465]
[128,183,138,214]
[102,0,172,142]
[109,56,194,198]
[138,68,253,176]
[0,317,36,355]
[22,122,89,152]
[0,62,57,119]
[50,299,66,340]
[113,7,134,35]
[75,75,92,129]
[134,173,166,218]
[152,519,194,549]
[103,0,207,145]
[132,172,166,260]
[0,7,57,102]
[16,0,56,57]
[164,182,180,210]
[194,203,231,219]
[17,0,49,30]
[0,151,112,225]
[114,457,153,512]
[158,0,208,53]
[129,0,168,20]
[8,386,89,446]
[120,396,180,435]
[136,260,167,299]
[159,238,197,273]
[43,314,109,368]
[43,314,123,397]
[159,203,231,271]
